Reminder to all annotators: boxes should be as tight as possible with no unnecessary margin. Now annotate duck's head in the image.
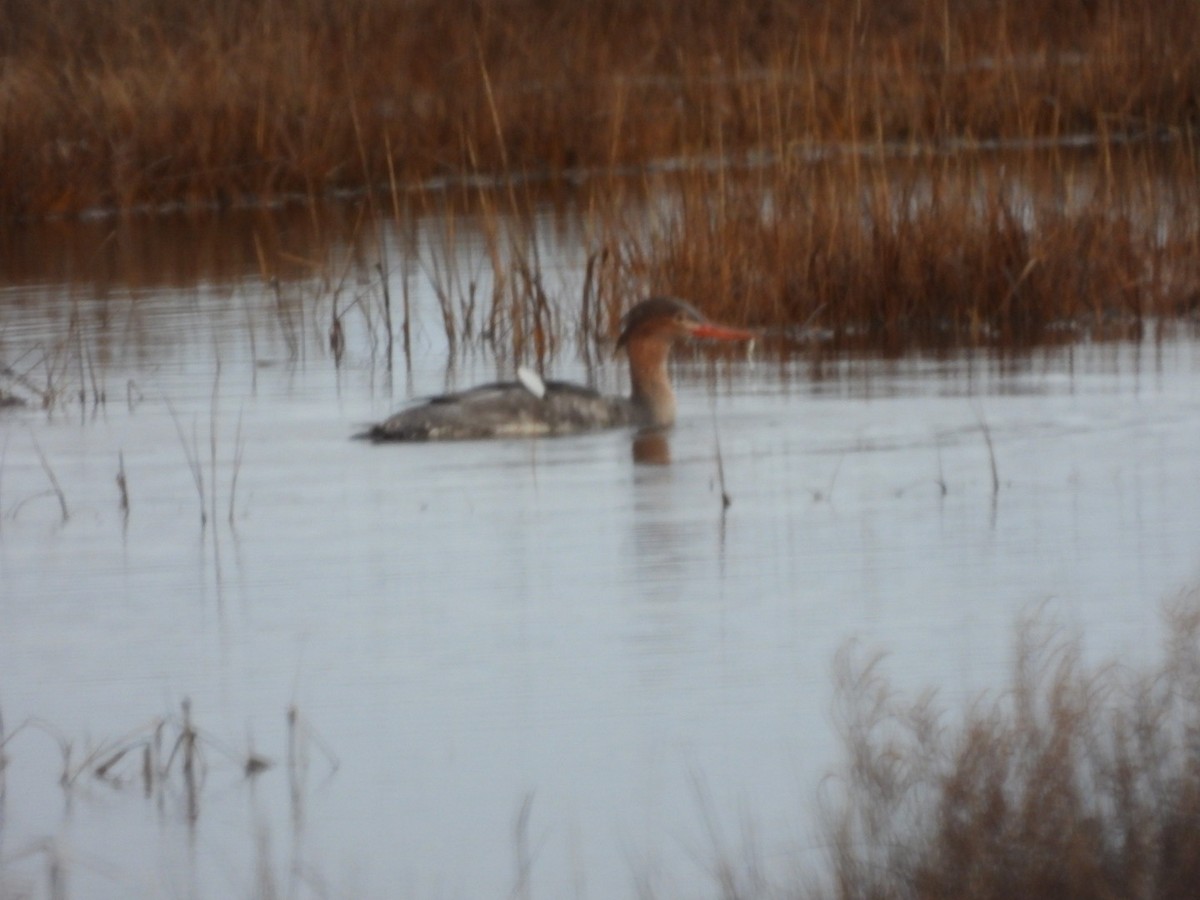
[616,296,755,349]
[615,297,757,429]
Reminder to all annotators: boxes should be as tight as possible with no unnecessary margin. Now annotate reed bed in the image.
[594,140,1200,352]
[817,596,1200,900]
[2,0,1199,218]
[4,143,1198,378]
[4,0,1200,355]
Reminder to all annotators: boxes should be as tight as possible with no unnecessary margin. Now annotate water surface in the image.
[2,212,1199,898]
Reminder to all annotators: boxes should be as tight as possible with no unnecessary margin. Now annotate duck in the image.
[359,296,754,442]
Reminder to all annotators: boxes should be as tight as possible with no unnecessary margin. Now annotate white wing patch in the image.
[516,366,547,399]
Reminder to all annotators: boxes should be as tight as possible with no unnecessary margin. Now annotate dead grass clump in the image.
[821,596,1200,900]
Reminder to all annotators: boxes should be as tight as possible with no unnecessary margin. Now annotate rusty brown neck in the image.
[626,336,676,428]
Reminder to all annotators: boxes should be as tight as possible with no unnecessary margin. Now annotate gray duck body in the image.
[361,379,641,442]
[358,296,754,443]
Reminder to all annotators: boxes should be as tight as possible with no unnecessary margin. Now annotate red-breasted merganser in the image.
[359,296,755,442]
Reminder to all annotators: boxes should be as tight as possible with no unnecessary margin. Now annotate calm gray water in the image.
[2,212,1200,899]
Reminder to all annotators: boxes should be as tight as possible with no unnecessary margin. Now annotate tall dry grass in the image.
[819,596,1200,900]
[2,0,1199,217]
[589,139,1200,351]
[6,0,1200,353]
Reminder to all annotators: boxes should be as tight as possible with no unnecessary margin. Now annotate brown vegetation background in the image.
[2,0,1198,217]
[3,0,1200,353]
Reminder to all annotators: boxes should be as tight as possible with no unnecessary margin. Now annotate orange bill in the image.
[689,322,757,341]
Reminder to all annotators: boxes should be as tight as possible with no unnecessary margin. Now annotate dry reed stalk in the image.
[116,450,129,519]
[418,200,462,352]
[383,130,411,369]
[166,400,207,529]
[177,699,199,821]
[0,435,6,531]
[28,434,68,524]
[712,414,732,510]
[510,792,536,900]
[227,408,244,529]
[974,405,1001,498]
[208,364,220,534]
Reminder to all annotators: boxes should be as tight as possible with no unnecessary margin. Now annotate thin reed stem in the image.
[166,400,207,530]
[29,433,68,524]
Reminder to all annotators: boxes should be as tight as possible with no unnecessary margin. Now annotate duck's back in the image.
[361,381,638,442]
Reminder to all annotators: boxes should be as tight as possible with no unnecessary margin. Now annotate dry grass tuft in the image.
[820,594,1200,900]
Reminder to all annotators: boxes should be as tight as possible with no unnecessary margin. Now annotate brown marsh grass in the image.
[594,141,1200,352]
[2,0,1199,218]
[3,145,1198,377]
[818,595,1200,900]
[5,0,1200,356]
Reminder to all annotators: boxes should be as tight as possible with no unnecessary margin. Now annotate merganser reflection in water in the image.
[359,296,755,442]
